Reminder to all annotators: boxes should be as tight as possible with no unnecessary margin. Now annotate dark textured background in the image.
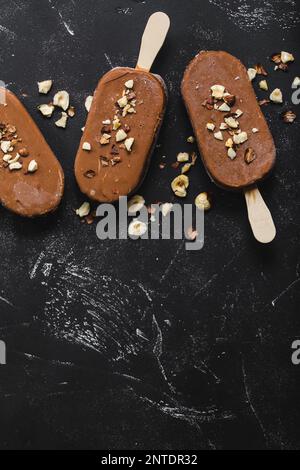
[0,0,299,450]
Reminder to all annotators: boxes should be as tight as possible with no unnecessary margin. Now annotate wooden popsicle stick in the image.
[244,186,276,244]
[136,12,170,72]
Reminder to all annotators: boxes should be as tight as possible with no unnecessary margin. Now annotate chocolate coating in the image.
[182,51,276,190]
[75,67,167,203]
[0,89,64,217]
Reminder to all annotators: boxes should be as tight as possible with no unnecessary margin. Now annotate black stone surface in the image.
[0,0,299,450]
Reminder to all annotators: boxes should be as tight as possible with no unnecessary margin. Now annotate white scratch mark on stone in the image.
[161,241,185,282]
[48,0,75,36]
[241,355,267,442]
[138,283,153,302]
[29,251,46,279]
[0,295,14,308]
[104,53,114,68]
[271,277,300,307]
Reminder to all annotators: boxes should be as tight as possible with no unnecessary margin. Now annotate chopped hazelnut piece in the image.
[102,119,111,125]
[116,129,127,142]
[125,79,134,89]
[211,85,225,99]
[128,219,148,238]
[38,80,53,95]
[7,154,20,164]
[282,110,296,123]
[187,136,195,144]
[281,51,294,64]
[220,123,228,130]
[76,202,90,218]
[9,161,22,171]
[1,141,11,153]
[85,95,93,112]
[117,96,128,108]
[247,68,257,81]
[38,103,55,118]
[259,99,270,106]
[124,137,135,152]
[244,148,256,164]
[55,112,68,128]
[112,117,121,130]
[206,122,216,132]
[214,131,223,141]
[259,80,268,91]
[68,106,75,118]
[233,132,248,145]
[271,53,282,65]
[186,227,198,241]
[177,152,189,162]
[252,128,259,133]
[84,170,96,179]
[82,142,92,151]
[171,175,189,198]
[161,203,173,217]
[3,154,12,163]
[224,116,239,129]
[227,148,237,160]
[100,134,111,145]
[235,109,243,118]
[19,148,29,157]
[254,64,268,76]
[195,192,211,211]
[223,94,236,107]
[27,160,38,173]
[128,195,145,215]
[53,91,70,111]
[218,102,231,112]
[181,163,192,174]
[270,88,283,104]
[225,138,234,148]
[292,77,300,88]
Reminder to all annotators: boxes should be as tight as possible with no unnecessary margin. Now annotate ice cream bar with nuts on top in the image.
[182,51,277,244]
[74,12,170,203]
[0,89,64,217]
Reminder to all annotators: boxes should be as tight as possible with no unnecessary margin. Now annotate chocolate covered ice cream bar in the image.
[75,12,170,203]
[0,89,64,217]
[182,50,276,190]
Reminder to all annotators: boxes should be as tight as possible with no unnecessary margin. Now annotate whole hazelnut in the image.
[19,148,29,157]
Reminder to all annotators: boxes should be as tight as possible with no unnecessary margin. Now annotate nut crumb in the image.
[85,95,93,112]
[195,192,211,211]
[38,103,55,118]
[171,174,189,198]
[177,152,189,162]
[38,80,53,95]
[244,148,256,164]
[247,68,257,81]
[270,88,283,104]
[282,110,296,123]
[116,129,127,142]
[82,142,91,151]
[27,160,38,173]
[214,131,223,141]
[55,112,68,128]
[206,122,216,132]
[125,137,135,152]
[125,79,134,89]
[259,80,268,91]
[53,91,70,111]
[76,202,90,218]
